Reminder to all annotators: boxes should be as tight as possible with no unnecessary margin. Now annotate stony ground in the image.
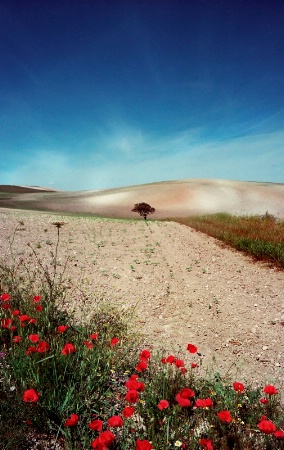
[1,210,283,397]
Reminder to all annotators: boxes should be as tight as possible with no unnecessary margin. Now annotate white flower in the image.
[174,441,182,447]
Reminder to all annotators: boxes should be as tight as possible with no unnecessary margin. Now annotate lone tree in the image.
[132,202,155,220]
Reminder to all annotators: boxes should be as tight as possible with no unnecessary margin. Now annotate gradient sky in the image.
[1,0,284,191]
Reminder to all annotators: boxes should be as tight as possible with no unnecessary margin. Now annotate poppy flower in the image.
[10,325,16,331]
[200,438,213,450]
[259,398,269,404]
[2,303,10,310]
[64,413,79,427]
[23,389,39,403]
[233,382,245,393]
[258,419,277,434]
[13,336,22,342]
[57,325,68,333]
[136,360,148,372]
[161,357,167,364]
[0,293,10,301]
[166,355,175,364]
[90,333,98,340]
[62,343,76,355]
[191,363,198,368]
[97,431,115,446]
[125,389,139,404]
[140,349,151,359]
[176,389,194,407]
[158,399,169,410]
[19,315,30,322]
[125,378,145,392]
[83,340,93,349]
[108,415,124,427]
[195,398,213,408]
[136,439,154,450]
[37,341,49,352]
[29,318,36,324]
[122,406,135,418]
[180,367,188,374]
[187,343,197,353]
[1,318,12,329]
[89,419,103,431]
[217,410,232,423]
[263,385,278,395]
[26,346,37,355]
[274,430,284,438]
[35,305,43,311]
[174,359,184,368]
[110,337,119,347]
[33,295,42,303]
[29,334,39,343]
[180,388,195,398]
[12,310,20,316]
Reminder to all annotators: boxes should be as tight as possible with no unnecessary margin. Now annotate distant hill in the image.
[0,179,284,219]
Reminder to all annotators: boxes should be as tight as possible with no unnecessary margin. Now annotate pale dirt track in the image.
[0,210,283,397]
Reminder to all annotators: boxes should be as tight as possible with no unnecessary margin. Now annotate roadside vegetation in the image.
[169,212,284,269]
[1,221,284,449]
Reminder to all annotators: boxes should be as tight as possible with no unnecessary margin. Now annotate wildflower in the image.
[62,343,76,355]
[161,357,167,364]
[89,419,103,431]
[258,419,277,434]
[125,377,145,392]
[29,318,36,324]
[176,388,195,407]
[158,399,169,410]
[110,337,119,347]
[12,310,20,316]
[26,346,37,355]
[1,318,12,329]
[233,382,245,393]
[19,315,30,322]
[33,295,42,303]
[136,440,154,450]
[0,293,10,301]
[191,363,198,368]
[29,334,39,343]
[57,325,68,333]
[217,410,232,423]
[91,431,115,448]
[140,349,151,359]
[187,343,197,353]
[23,389,39,403]
[263,384,278,395]
[10,325,16,331]
[136,360,148,372]
[90,333,98,340]
[13,336,22,342]
[180,367,188,374]
[200,438,213,449]
[175,441,183,447]
[122,406,135,418]
[2,303,10,310]
[195,398,213,408]
[35,304,43,311]
[259,398,269,404]
[125,389,139,404]
[108,415,124,427]
[37,341,49,352]
[274,430,284,438]
[166,355,175,363]
[64,413,79,427]
[174,359,184,368]
[83,340,93,349]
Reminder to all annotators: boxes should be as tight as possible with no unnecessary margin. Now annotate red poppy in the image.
[37,341,49,352]
[29,318,36,324]
[187,343,197,353]
[259,398,269,404]
[161,357,167,364]
[90,438,106,450]
[176,388,194,407]
[136,360,148,372]
[35,305,43,311]
[158,399,169,410]
[217,410,232,423]
[23,389,39,403]
[26,346,37,355]
[180,388,195,398]
[97,431,115,446]
[90,333,98,340]
[233,382,245,393]
[110,337,119,347]
[166,355,175,364]
[174,359,184,368]
[83,340,93,349]
[0,293,10,301]
[140,349,151,359]
[57,325,68,333]
[1,318,12,329]
[13,336,22,342]
[29,334,39,343]
[200,438,213,450]
[19,315,30,322]
[122,406,135,418]
[195,398,213,408]
[136,439,154,450]
[2,303,10,310]
[191,363,198,368]
[274,430,284,438]
[125,378,145,392]
[89,419,103,431]
[62,343,76,355]
[64,413,79,427]
[180,367,188,374]
[108,415,124,427]
[33,295,42,303]
[258,419,277,434]
[263,385,278,395]
[125,389,139,404]
[12,310,20,316]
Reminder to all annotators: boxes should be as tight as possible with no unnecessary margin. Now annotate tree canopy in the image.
[132,202,155,220]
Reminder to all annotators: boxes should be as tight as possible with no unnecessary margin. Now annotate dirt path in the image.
[1,210,283,396]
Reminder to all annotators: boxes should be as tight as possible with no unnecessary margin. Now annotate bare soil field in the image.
[1,210,283,397]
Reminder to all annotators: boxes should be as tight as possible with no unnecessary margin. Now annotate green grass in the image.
[168,212,284,268]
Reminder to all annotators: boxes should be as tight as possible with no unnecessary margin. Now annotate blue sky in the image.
[1,0,284,190]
